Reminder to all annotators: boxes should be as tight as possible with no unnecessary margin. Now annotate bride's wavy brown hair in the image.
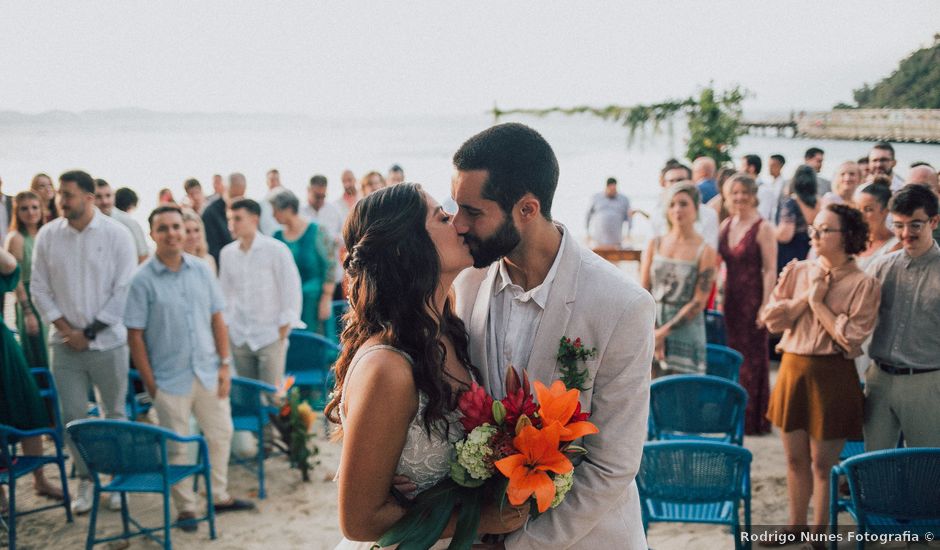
[325,183,476,436]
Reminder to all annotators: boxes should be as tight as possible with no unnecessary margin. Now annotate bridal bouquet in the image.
[377,367,598,550]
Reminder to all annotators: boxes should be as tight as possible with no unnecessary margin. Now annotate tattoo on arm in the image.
[698,268,716,293]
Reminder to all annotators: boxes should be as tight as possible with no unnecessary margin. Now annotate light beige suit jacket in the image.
[454,231,654,550]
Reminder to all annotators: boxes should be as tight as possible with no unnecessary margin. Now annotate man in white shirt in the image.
[650,163,719,250]
[258,169,286,236]
[868,142,906,192]
[219,199,301,403]
[300,175,344,293]
[758,154,787,222]
[333,169,359,219]
[31,170,137,514]
[94,179,149,263]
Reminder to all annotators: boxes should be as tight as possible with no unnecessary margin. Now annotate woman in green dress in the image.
[270,190,337,335]
[4,191,47,367]
[640,181,717,375]
[0,244,63,500]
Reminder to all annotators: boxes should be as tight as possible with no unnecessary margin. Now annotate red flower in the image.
[501,389,538,430]
[458,383,494,432]
[570,401,591,423]
[573,338,582,349]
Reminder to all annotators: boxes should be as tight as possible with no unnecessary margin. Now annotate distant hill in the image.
[0,108,311,128]
[842,34,940,109]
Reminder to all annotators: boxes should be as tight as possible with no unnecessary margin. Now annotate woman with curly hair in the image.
[760,204,881,539]
[326,183,527,548]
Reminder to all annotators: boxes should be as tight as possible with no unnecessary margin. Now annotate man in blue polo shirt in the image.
[125,205,253,531]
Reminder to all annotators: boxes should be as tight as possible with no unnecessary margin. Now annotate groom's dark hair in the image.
[453,122,559,220]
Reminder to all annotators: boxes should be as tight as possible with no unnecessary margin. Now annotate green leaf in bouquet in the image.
[563,444,588,457]
[376,479,460,548]
[398,494,455,550]
[448,489,483,550]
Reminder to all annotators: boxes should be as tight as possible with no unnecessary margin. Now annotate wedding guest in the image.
[95,179,149,263]
[907,164,940,195]
[692,156,719,203]
[585,177,632,249]
[219,199,301,399]
[114,187,139,214]
[640,182,716,375]
[30,173,59,222]
[707,166,739,224]
[271,191,336,335]
[386,164,405,186]
[31,170,137,514]
[0,176,11,243]
[126,206,254,530]
[761,204,880,538]
[864,184,940,450]
[359,171,386,197]
[821,161,861,208]
[300,175,344,299]
[804,147,831,195]
[334,169,359,219]
[0,246,63,501]
[853,182,900,378]
[867,142,904,191]
[202,172,245,264]
[719,173,777,435]
[758,154,787,222]
[158,188,175,205]
[259,168,286,236]
[653,163,719,249]
[739,154,763,183]
[182,208,217,275]
[4,191,47,367]
[207,174,225,205]
[776,165,819,273]
[182,178,208,214]
[857,156,870,181]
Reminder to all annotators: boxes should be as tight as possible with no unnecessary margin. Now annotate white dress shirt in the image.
[486,229,566,398]
[301,201,345,283]
[110,208,150,258]
[30,208,138,351]
[259,186,287,236]
[219,233,302,351]
[758,174,787,222]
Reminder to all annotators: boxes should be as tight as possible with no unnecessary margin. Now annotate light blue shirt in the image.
[124,253,226,396]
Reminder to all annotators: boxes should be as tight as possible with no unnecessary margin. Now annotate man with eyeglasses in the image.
[867,142,905,192]
[863,184,940,450]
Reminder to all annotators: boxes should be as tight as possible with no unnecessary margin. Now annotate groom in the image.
[451,123,654,549]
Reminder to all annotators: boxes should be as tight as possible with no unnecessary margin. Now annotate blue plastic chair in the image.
[638,441,752,550]
[649,375,747,446]
[829,447,940,550]
[1,370,72,550]
[705,344,743,384]
[285,329,340,411]
[704,309,727,346]
[228,376,277,499]
[328,299,349,344]
[66,419,215,550]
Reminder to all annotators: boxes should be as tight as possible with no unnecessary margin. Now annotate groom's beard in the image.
[464,216,521,268]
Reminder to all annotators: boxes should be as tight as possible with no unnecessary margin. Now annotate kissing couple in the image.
[328,123,655,549]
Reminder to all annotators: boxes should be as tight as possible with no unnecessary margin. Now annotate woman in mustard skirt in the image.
[760,204,881,538]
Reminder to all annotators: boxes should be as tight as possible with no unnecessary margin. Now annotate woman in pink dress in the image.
[718,173,778,435]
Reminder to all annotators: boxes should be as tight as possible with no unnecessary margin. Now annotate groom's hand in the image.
[391,475,417,498]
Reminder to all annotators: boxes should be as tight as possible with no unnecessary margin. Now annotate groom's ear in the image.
[516,193,541,222]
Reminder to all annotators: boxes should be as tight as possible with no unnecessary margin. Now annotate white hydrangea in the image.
[454,424,498,481]
[551,471,575,508]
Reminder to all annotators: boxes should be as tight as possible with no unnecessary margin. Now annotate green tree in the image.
[847,35,940,109]
[492,85,747,165]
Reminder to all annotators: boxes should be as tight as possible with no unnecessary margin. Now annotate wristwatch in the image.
[83,326,97,341]
[220,357,232,367]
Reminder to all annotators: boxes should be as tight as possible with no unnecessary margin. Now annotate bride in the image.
[325,183,528,549]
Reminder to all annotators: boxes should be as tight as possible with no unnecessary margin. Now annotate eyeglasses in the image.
[891,219,930,233]
[808,225,842,238]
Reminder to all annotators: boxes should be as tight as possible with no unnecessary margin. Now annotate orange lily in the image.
[494,422,573,513]
[534,380,599,442]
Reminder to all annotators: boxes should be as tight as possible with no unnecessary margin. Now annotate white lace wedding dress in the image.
[334,345,466,550]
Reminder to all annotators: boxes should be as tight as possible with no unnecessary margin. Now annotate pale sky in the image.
[1,1,937,117]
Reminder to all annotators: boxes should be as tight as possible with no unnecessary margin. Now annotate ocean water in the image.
[1,112,938,243]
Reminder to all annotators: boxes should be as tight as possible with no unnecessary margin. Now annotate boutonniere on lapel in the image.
[557,337,596,391]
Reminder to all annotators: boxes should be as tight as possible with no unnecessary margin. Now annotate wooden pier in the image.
[744,109,940,144]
